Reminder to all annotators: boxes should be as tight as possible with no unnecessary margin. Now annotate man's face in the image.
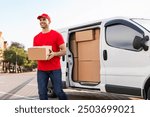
[39,17,50,29]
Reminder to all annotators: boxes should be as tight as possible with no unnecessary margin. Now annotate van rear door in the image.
[58,29,68,83]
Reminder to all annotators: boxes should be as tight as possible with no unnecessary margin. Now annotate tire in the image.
[147,87,150,100]
[48,87,57,98]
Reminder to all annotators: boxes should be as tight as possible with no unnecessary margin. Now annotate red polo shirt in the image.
[33,30,64,71]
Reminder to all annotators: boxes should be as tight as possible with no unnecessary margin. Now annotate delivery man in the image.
[33,13,68,100]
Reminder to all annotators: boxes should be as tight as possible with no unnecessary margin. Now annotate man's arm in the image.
[48,44,66,59]
[54,43,66,56]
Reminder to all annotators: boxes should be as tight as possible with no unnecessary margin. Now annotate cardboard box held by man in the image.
[28,46,52,60]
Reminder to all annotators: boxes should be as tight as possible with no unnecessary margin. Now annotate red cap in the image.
[37,13,51,22]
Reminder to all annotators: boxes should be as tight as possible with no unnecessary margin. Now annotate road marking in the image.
[0,78,34,99]
[27,84,37,86]
[0,91,38,100]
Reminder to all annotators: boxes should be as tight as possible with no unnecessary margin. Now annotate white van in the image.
[49,17,150,100]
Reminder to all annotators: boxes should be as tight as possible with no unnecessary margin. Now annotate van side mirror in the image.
[133,36,149,51]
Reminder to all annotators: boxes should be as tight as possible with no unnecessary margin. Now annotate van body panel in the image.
[102,18,150,91]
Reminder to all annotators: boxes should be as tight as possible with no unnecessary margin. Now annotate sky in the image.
[0,0,150,50]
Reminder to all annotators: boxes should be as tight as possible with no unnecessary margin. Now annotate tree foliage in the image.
[10,42,25,49]
[3,42,37,72]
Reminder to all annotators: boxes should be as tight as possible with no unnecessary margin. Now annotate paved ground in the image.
[0,72,143,100]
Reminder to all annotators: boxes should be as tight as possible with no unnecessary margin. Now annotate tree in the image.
[10,42,25,49]
[3,49,16,63]
[3,41,37,73]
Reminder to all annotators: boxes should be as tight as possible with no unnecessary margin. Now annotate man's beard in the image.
[40,23,48,29]
[41,26,47,29]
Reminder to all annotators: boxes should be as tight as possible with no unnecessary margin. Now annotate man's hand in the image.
[47,44,66,60]
[47,49,55,60]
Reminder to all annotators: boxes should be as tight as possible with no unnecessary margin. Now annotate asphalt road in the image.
[0,72,143,100]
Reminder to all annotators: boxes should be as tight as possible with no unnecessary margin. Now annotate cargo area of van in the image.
[69,28,101,84]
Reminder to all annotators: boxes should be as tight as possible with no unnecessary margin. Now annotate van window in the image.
[106,24,143,51]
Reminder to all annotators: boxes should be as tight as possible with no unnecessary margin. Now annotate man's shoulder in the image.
[51,30,61,35]
[34,32,41,39]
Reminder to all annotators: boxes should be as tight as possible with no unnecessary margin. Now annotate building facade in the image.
[0,32,7,72]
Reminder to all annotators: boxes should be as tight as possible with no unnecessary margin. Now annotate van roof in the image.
[57,16,147,32]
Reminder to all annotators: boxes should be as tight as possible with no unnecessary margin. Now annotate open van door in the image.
[59,29,68,86]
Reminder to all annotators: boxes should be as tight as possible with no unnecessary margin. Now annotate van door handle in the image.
[103,50,107,60]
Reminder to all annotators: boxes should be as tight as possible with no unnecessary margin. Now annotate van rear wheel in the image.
[147,87,150,100]
[48,87,57,98]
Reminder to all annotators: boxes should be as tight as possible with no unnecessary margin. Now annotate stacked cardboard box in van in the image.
[70,35,78,81]
[70,28,100,83]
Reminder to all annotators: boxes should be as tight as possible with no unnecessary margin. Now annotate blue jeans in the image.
[37,69,68,100]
